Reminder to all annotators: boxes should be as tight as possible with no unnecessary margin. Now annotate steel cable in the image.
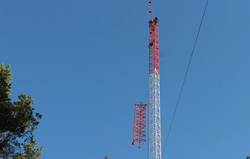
[162,0,209,157]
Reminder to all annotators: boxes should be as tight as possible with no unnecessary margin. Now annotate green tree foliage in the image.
[104,155,109,159]
[0,64,43,158]
[246,157,250,159]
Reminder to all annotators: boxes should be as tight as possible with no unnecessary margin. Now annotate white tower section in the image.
[149,72,161,159]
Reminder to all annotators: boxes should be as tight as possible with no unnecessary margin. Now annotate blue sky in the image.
[0,0,250,159]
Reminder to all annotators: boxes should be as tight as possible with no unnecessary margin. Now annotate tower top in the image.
[148,0,152,22]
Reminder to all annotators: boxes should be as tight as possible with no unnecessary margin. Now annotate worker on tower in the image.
[154,17,159,24]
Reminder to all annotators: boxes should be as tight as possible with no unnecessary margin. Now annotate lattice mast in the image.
[148,0,161,159]
[132,103,147,148]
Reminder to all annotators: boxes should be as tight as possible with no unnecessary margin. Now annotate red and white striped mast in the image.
[132,1,161,158]
[148,0,161,158]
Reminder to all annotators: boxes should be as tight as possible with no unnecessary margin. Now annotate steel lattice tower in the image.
[132,103,147,148]
[148,0,161,159]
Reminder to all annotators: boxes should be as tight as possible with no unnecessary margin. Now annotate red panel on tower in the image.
[132,103,147,148]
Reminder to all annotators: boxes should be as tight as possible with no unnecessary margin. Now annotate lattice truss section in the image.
[149,21,159,75]
[132,103,147,148]
[149,74,161,159]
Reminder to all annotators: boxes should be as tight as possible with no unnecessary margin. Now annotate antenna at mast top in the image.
[148,0,152,22]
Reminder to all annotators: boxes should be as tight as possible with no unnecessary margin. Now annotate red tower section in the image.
[149,17,159,75]
[132,103,147,148]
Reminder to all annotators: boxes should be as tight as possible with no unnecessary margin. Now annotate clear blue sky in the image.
[1,0,250,158]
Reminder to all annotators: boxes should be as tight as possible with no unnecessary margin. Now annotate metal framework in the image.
[148,0,161,158]
[132,103,147,148]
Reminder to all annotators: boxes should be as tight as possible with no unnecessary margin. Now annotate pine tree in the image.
[0,64,43,158]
